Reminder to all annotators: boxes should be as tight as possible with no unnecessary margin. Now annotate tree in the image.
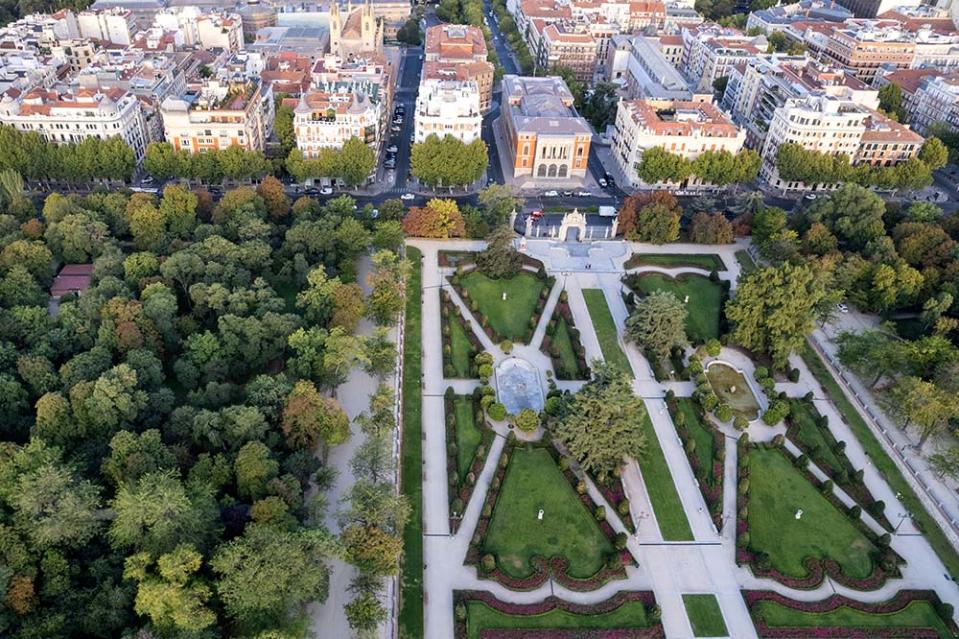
[884,376,958,449]
[296,266,340,326]
[211,523,337,627]
[366,250,409,325]
[274,103,296,156]
[346,591,388,634]
[878,83,906,122]
[127,193,166,252]
[637,147,692,184]
[478,184,523,226]
[616,191,681,239]
[402,198,466,238]
[339,136,377,187]
[235,441,279,501]
[476,226,521,279]
[123,544,216,633]
[396,17,422,45]
[102,429,177,487]
[689,212,733,244]
[551,363,647,474]
[281,380,350,450]
[725,262,829,368]
[837,330,911,387]
[919,137,948,170]
[625,291,688,360]
[342,524,403,576]
[256,176,290,220]
[330,281,366,332]
[159,183,198,237]
[803,184,886,251]
[411,134,488,188]
[580,82,620,131]
[929,446,959,480]
[364,327,397,378]
[631,203,680,244]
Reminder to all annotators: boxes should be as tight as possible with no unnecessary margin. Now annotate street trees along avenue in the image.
[411,134,489,188]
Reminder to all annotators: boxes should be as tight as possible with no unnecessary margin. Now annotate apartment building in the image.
[0,86,149,161]
[500,75,592,181]
[605,35,695,100]
[878,69,959,135]
[289,89,380,156]
[856,112,923,165]
[681,25,767,93]
[160,79,273,153]
[820,23,915,82]
[912,28,959,70]
[611,98,745,188]
[153,7,243,51]
[746,0,852,34]
[537,23,598,84]
[424,24,494,113]
[70,8,137,45]
[413,78,482,144]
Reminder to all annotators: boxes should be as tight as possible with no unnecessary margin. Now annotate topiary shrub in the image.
[714,402,733,422]
[733,415,749,431]
[594,506,606,521]
[614,532,628,550]
[514,408,539,433]
[849,505,861,519]
[754,366,769,381]
[737,531,750,547]
[618,499,630,516]
[762,400,790,426]
[500,340,513,354]
[481,554,496,572]
[576,480,587,495]
[451,498,464,514]
[705,338,721,356]
[455,602,467,621]
[738,478,750,495]
[788,368,800,382]
[487,402,507,421]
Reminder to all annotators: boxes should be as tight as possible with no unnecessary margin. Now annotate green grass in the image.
[735,250,757,275]
[626,253,727,271]
[683,594,728,637]
[483,447,613,579]
[677,398,715,471]
[454,396,482,481]
[638,411,695,541]
[747,448,876,580]
[551,316,581,378]
[706,363,760,421]
[460,270,546,341]
[582,288,632,375]
[788,400,843,476]
[752,599,954,639]
[627,273,722,343]
[466,599,651,639]
[399,246,423,638]
[448,312,477,378]
[801,342,959,580]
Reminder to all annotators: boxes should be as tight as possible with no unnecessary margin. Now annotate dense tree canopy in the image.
[411,134,488,188]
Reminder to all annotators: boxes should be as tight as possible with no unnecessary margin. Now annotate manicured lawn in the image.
[454,395,482,481]
[802,343,959,580]
[683,594,728,637]
[626,253,727,271]
[677,398,715,471]
[466,600,651,639]
[747,448,876,580]
[752,599,954,639]
[460,270,546,341]
[627,273,722,343]
[483,447,613,579]
[735,250,757,275]
[448,312,477,378]
[551,316,581,378]
[788,400,843,476]
[399,247,423,638]
[638,411,694,541]
[706,363,760,421]
[582,288,632,375]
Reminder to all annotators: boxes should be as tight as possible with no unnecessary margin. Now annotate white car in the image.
[576,191,592,197]
[386,145,398,153]
[401,193,415,201]
[837,303,849,314]
[543,190,559,197]
[319,187,333,195]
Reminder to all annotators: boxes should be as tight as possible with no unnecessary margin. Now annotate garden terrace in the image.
[442,290,482,378]
[624,253,727,271]
[706,362,760,421]
[682,594,728,638]
[582,288,632,375]
[740,446,894,590]
[453,269,550,343]
[453,590,663,639]
[624,272,725,344]
[670,397,724,529]
[541,290,589,380]
[743,590,959,638]
[468,444,626,591]
[446,391,493,533]
[786,398,893,530]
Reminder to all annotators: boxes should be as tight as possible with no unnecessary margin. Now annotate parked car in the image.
[576,190,592,197]
[390,125,401,133]
[387,145,398,153]
[401,193,415,201]
[529,210,544,220]
[320,187,333,195]
[562,190,573,197]
[598,178,607,187]
[543,190,559,197]
[837,303,849,313]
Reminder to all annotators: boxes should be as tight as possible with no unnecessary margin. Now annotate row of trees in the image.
[775,138,946,190]
[285,138,376,188]
[637,147,762,187]
[410,134,489,189]
[0,124,136,184]
[614,191,734,245]
[144,141,274,184]
[490,0,536,74]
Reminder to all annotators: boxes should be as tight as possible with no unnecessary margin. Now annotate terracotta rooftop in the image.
[861,109,923,143]
[423,59,493,83]
[424,24,488,59]
[50,264,93,297]
[882,67,947,93]
[622,99,740,137]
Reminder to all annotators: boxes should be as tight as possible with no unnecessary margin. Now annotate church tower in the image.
[328,2,341,56]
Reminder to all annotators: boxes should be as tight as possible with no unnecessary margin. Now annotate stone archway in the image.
[558,208,587,242]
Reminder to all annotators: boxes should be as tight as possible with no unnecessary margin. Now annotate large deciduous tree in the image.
[281,380,349,450]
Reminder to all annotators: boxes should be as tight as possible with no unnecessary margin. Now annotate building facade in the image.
[423,24,494,112]
[290,89,380,156]
[413,78,482,144]
[160,78,273,152]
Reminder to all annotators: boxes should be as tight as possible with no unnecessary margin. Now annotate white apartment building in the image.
[153,7,243,52]
[912,28,959,70]
[291,90,381,157]
[759,94,867,190]
[611,98,746,188]
[0,86,148,161]
[681,25,768,93]
[907,73,959,135]
[160,79,273,153]
[413,78,482,144]
[71,8,137,45]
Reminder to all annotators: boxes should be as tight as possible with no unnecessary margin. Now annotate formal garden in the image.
[540,290,590,380]
[624,272,726,344]
[445,389,494,532]
[669,396,725,528]
[441,289,482,378]
[453,269,551,343]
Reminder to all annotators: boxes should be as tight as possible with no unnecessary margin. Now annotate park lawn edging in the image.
[736,440,901,591]
[667,395,724,530]
[399,246,424,638]
[446,388,495,534]
[785,397,893,531]
[453,590,664,639]
[541,290,591,380]
[801,341,959,581]
[441,289,484,378]
[466,438,630,592]
[742,589,959,639]
[624,252,727,272]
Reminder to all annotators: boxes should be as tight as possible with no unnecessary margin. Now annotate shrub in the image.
[475,352,494,366]
[618,499,630,516]
[714,402,733,422]
[481,554,496,572]
[594,506,606,521]
[444,364,456,378]
[614,532,628,550]
[754,366,769,380]
[762,400,790,426]
[480,394,495,409]
[788,367,800,382]
[648,605,661,623]
[665,389,675,401]
[688,358,704,375]
[500,340,513,354]
[478,364,493,380]
[821,480,834,494]
[514,408,539,433]
[733,415,749,430]
[700,392,719,412]
[738,478,750,495]
[737,531,750,547]
[482,503,492,518]
[576,480,587,495]
[455,602,467,621]
[685,439,697,454]
[705,338,721,356]
[794,454,808,469]
[675,411,685,427]
[451,498,464,514]
[559,457,571,470]
[771,434,785,447]
[849,505,861,520]
[487,402,507,421]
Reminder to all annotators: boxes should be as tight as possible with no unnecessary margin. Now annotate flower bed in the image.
[541,292,590,380]
[446,389,494,534]
[448,266,554,345]
[785,398,893,531]
[453,590,664,639]
[441,289,484,379]
[667,395,724,530]
[587,470,637,534]
[736,442,900,591]
[742,589,959,638]
[466,439,629,592]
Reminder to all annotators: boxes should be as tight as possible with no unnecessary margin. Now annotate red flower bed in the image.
[454,590,660,631]
[480,629,666,638]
